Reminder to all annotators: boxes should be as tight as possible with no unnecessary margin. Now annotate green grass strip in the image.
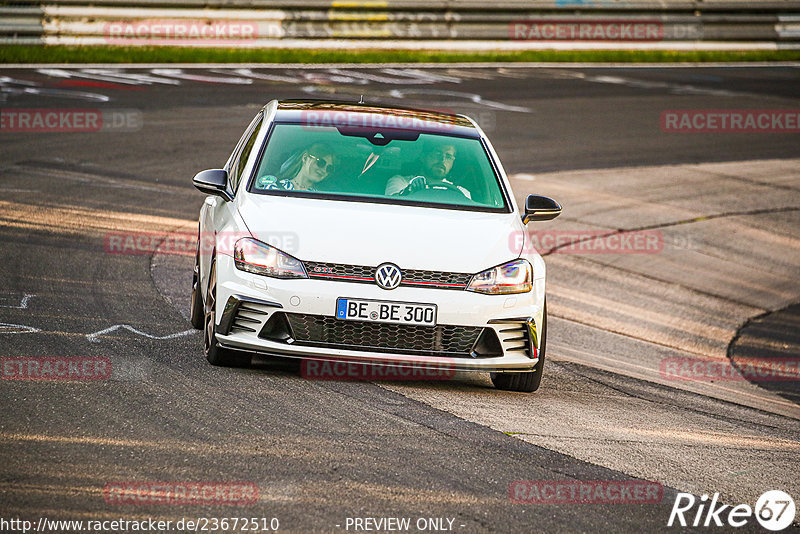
[2,45,800,64]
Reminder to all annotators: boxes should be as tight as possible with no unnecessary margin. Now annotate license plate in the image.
[336,298,437,326]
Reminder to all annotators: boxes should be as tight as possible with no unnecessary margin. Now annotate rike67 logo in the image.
[668,490,796,531]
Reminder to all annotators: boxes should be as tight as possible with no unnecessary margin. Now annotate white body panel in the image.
[238,195,524,272]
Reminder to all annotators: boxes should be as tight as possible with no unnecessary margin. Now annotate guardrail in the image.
[1,1,799,47]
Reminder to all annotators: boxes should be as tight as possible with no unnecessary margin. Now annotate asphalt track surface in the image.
[1,65,799,533]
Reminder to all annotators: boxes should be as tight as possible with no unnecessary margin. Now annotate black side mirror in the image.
[523,195,562,224]
[192,169,232,201]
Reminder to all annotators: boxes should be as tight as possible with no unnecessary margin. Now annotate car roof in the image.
[269,100,481,138]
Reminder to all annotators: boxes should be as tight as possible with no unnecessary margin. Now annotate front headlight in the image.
[233,238,307,279]
[467,259,532,295]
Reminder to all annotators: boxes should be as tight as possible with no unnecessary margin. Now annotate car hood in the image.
[237,195,523,273]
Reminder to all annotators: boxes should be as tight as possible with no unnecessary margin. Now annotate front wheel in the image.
[491,303,547,392]
[204,262,251,368]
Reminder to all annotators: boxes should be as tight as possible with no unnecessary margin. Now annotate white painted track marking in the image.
[0,294,35,309]
[86,324,196,343]
[0,323,40,334]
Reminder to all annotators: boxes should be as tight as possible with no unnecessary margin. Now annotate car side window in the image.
[229,115,263,194]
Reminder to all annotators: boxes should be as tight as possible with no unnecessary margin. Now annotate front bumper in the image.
[213,254,545,372]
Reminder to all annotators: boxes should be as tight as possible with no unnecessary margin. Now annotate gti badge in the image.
[375,263,402,290]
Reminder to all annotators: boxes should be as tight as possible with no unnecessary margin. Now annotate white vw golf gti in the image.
[191,100,561,392]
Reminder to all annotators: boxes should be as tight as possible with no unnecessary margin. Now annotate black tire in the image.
[204,262,251,368]
[190,244,205,330]
[491,303,547,392]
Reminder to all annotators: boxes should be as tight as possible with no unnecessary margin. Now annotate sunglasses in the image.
[427,150,456,162]
[307,153,335,174]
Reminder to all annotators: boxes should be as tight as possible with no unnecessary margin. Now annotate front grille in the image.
[261,312,496,358]
[304,261,472,290]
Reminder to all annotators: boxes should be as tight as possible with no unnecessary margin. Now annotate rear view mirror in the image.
[192,169,232,201]
[523,195,562,224]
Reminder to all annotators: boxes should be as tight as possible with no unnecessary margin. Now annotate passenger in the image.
[256,143,335,191]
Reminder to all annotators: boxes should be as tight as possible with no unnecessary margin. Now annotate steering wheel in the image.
[425,182,469,198]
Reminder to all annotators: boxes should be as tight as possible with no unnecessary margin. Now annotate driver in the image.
[385,143,472,199]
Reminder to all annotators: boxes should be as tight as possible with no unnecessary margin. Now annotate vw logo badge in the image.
[375,263,402,290]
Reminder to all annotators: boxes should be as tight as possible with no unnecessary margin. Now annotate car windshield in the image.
[248,123,508,211]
